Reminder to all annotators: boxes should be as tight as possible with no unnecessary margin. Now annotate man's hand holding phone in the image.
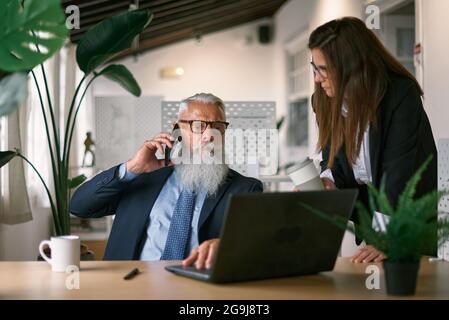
[126,133,175,174]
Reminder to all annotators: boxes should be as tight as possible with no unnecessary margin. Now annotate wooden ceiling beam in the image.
[70,1,242,40]
[70,0,274,41]
[139,0,274,35]
[137,0,279,40]
[66,0,286,58]
[113,4,280,59]
[68,0,207,36]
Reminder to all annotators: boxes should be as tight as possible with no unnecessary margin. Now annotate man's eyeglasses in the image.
[178,120,230,134]
[310,61,328,79]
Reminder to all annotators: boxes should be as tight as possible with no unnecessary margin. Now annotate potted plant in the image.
[301,156,449,296]
[0,0,152,257]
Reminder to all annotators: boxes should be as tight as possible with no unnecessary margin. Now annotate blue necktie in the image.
[161,190,196,260]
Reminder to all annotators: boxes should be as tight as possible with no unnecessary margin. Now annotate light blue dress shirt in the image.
[118,163,207,260]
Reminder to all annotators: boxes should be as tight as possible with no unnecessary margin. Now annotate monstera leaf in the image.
[76,10,152,74]
[0,0,68,72]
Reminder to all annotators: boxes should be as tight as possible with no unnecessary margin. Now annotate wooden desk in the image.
[1,258,448,299]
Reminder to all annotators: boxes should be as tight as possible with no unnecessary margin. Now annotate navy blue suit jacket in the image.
[69,165,263,260]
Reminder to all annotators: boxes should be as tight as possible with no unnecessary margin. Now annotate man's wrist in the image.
[118,162,139,181]
[126,161,145,175]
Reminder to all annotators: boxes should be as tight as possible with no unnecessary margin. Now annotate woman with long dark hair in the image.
[308,17,437,263]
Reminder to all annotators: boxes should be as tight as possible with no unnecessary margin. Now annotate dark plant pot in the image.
[37,243,95,261]
[383,260,420,296]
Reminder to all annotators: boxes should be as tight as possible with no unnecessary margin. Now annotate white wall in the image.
[93,20,276,101]
[310,0,363,28]
[418,0,449,141]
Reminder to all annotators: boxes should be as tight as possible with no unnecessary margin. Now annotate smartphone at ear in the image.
[164,124,181,166]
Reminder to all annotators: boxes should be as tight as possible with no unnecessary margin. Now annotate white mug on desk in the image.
[39,235,80,272]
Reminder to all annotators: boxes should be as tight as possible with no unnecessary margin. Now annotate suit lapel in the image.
[197,170,235,229]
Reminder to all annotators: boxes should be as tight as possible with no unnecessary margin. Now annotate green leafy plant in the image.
[300,156,449,263]
[0,0,68,73]
[0,0,68,117]
[0,0,152,235]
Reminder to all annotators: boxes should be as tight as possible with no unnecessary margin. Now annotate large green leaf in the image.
[0,0,68,72]
[96,64,141,96]
[0,151,17,168]
[76,10,152,74]
[0,72,28,117]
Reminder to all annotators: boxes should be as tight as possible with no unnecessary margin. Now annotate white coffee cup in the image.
[287,157,324,191]
[39,235,80,272]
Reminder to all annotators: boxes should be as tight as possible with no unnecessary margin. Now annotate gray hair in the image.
[178,93,226,119]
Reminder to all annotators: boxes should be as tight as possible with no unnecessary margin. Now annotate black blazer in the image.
[70,165,263,260]
[320,73,437,233]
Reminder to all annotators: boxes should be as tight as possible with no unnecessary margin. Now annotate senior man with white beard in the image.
[70,93,263,268]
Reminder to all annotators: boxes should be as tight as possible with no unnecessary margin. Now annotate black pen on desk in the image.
[124,267,140,280]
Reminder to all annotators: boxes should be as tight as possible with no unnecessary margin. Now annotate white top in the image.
[320,125,372,185]
[320,103,372,185]
[320,105,388,231]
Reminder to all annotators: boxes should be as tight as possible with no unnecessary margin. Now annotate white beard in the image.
[174,164,229,197]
